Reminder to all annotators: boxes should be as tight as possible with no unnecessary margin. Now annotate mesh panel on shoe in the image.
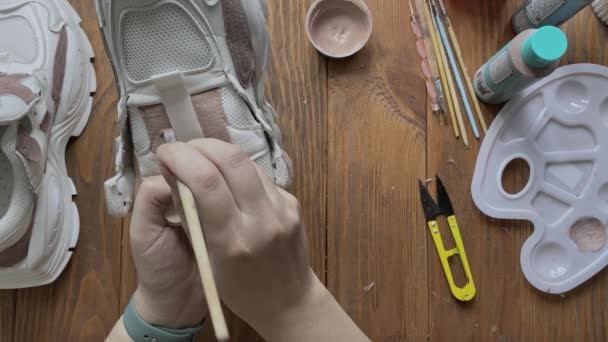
[0,125,35,247]
[275,153,293,188]
[0,95,28,115]
[254,152,272,174]
[0,128,12,218]
[219,87,258,128]
[0,16,38,64]
[129,110,152,154]
[120,2,214,82]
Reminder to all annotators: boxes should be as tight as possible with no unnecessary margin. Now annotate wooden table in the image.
[1,0,607,341]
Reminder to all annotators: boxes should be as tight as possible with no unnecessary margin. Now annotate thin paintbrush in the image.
[438,0,488,134]
[428,0,469,146]
[432,0,480,139]
[162,130,230,342]
[411,0,448,115]
[409,0,441,115]
[419,0,459,139]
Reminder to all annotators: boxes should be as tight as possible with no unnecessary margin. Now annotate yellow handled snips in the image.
[418,176,475,301]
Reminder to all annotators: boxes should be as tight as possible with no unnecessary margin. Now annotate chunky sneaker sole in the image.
[96,0,293,217]
[0,0,96,289]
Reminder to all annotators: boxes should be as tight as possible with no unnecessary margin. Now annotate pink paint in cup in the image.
[306,0,373,58]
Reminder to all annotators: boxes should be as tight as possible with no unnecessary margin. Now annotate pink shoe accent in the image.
[52,28,67,100]
[223,0,255,86]
[138,88,231,152]
[0,211,34,267]
[16,125,42,162]
[0,75,37,104]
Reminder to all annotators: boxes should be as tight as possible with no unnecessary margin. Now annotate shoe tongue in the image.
[0,74,40,124]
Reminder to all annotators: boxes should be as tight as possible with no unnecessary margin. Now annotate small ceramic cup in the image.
[306,0,373,58]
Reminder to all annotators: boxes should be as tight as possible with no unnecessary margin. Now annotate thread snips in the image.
[418,176,476,301]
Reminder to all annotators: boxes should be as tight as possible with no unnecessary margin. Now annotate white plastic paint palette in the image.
[472,64,608,294]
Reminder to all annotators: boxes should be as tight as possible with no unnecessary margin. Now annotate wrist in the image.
[134,284,206,329]
[255,270,330,337]
[255,272,370,342]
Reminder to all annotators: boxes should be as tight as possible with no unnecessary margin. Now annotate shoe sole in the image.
[0,0,96,289]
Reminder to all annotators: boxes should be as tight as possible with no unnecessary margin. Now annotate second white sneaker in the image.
[0,0,96,288]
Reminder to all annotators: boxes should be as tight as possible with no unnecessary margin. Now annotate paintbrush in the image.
[162,130,230,341]
[431,0,480,140]
[427,0,469,146]
[418,0,459,140]
[437,0,488,134]
[411,0,450,117]
[409,0,441,115]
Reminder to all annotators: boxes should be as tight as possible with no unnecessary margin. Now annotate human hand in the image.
[156,139,317,331]
[129,176,206,328]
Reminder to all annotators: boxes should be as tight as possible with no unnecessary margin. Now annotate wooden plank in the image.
[326,1,429,340]
[266,0,328,281]
[119,217,135,315]
[427,1,608,341]
[5,1,606,340]
[0,292,15,341]
[115,1,328,341]
[11,1,123,340]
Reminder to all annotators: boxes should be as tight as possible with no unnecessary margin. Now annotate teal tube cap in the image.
[521,26,568,68]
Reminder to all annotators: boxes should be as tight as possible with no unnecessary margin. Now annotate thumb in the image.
[130,176,174,250]
[160,163,191,235]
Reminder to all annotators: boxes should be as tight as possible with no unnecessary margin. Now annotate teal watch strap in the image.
[123,297,203,342]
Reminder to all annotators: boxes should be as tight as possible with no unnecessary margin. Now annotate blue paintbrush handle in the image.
[435,14,480,138]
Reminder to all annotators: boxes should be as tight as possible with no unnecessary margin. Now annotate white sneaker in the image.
[0,0,96,288]
[96,0,293,217]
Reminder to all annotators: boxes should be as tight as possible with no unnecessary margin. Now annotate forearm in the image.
[256,272,371,342]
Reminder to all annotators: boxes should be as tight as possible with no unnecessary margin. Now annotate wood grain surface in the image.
[326,0,429,340]
[0,0,607,341]
[426,2,608,342]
